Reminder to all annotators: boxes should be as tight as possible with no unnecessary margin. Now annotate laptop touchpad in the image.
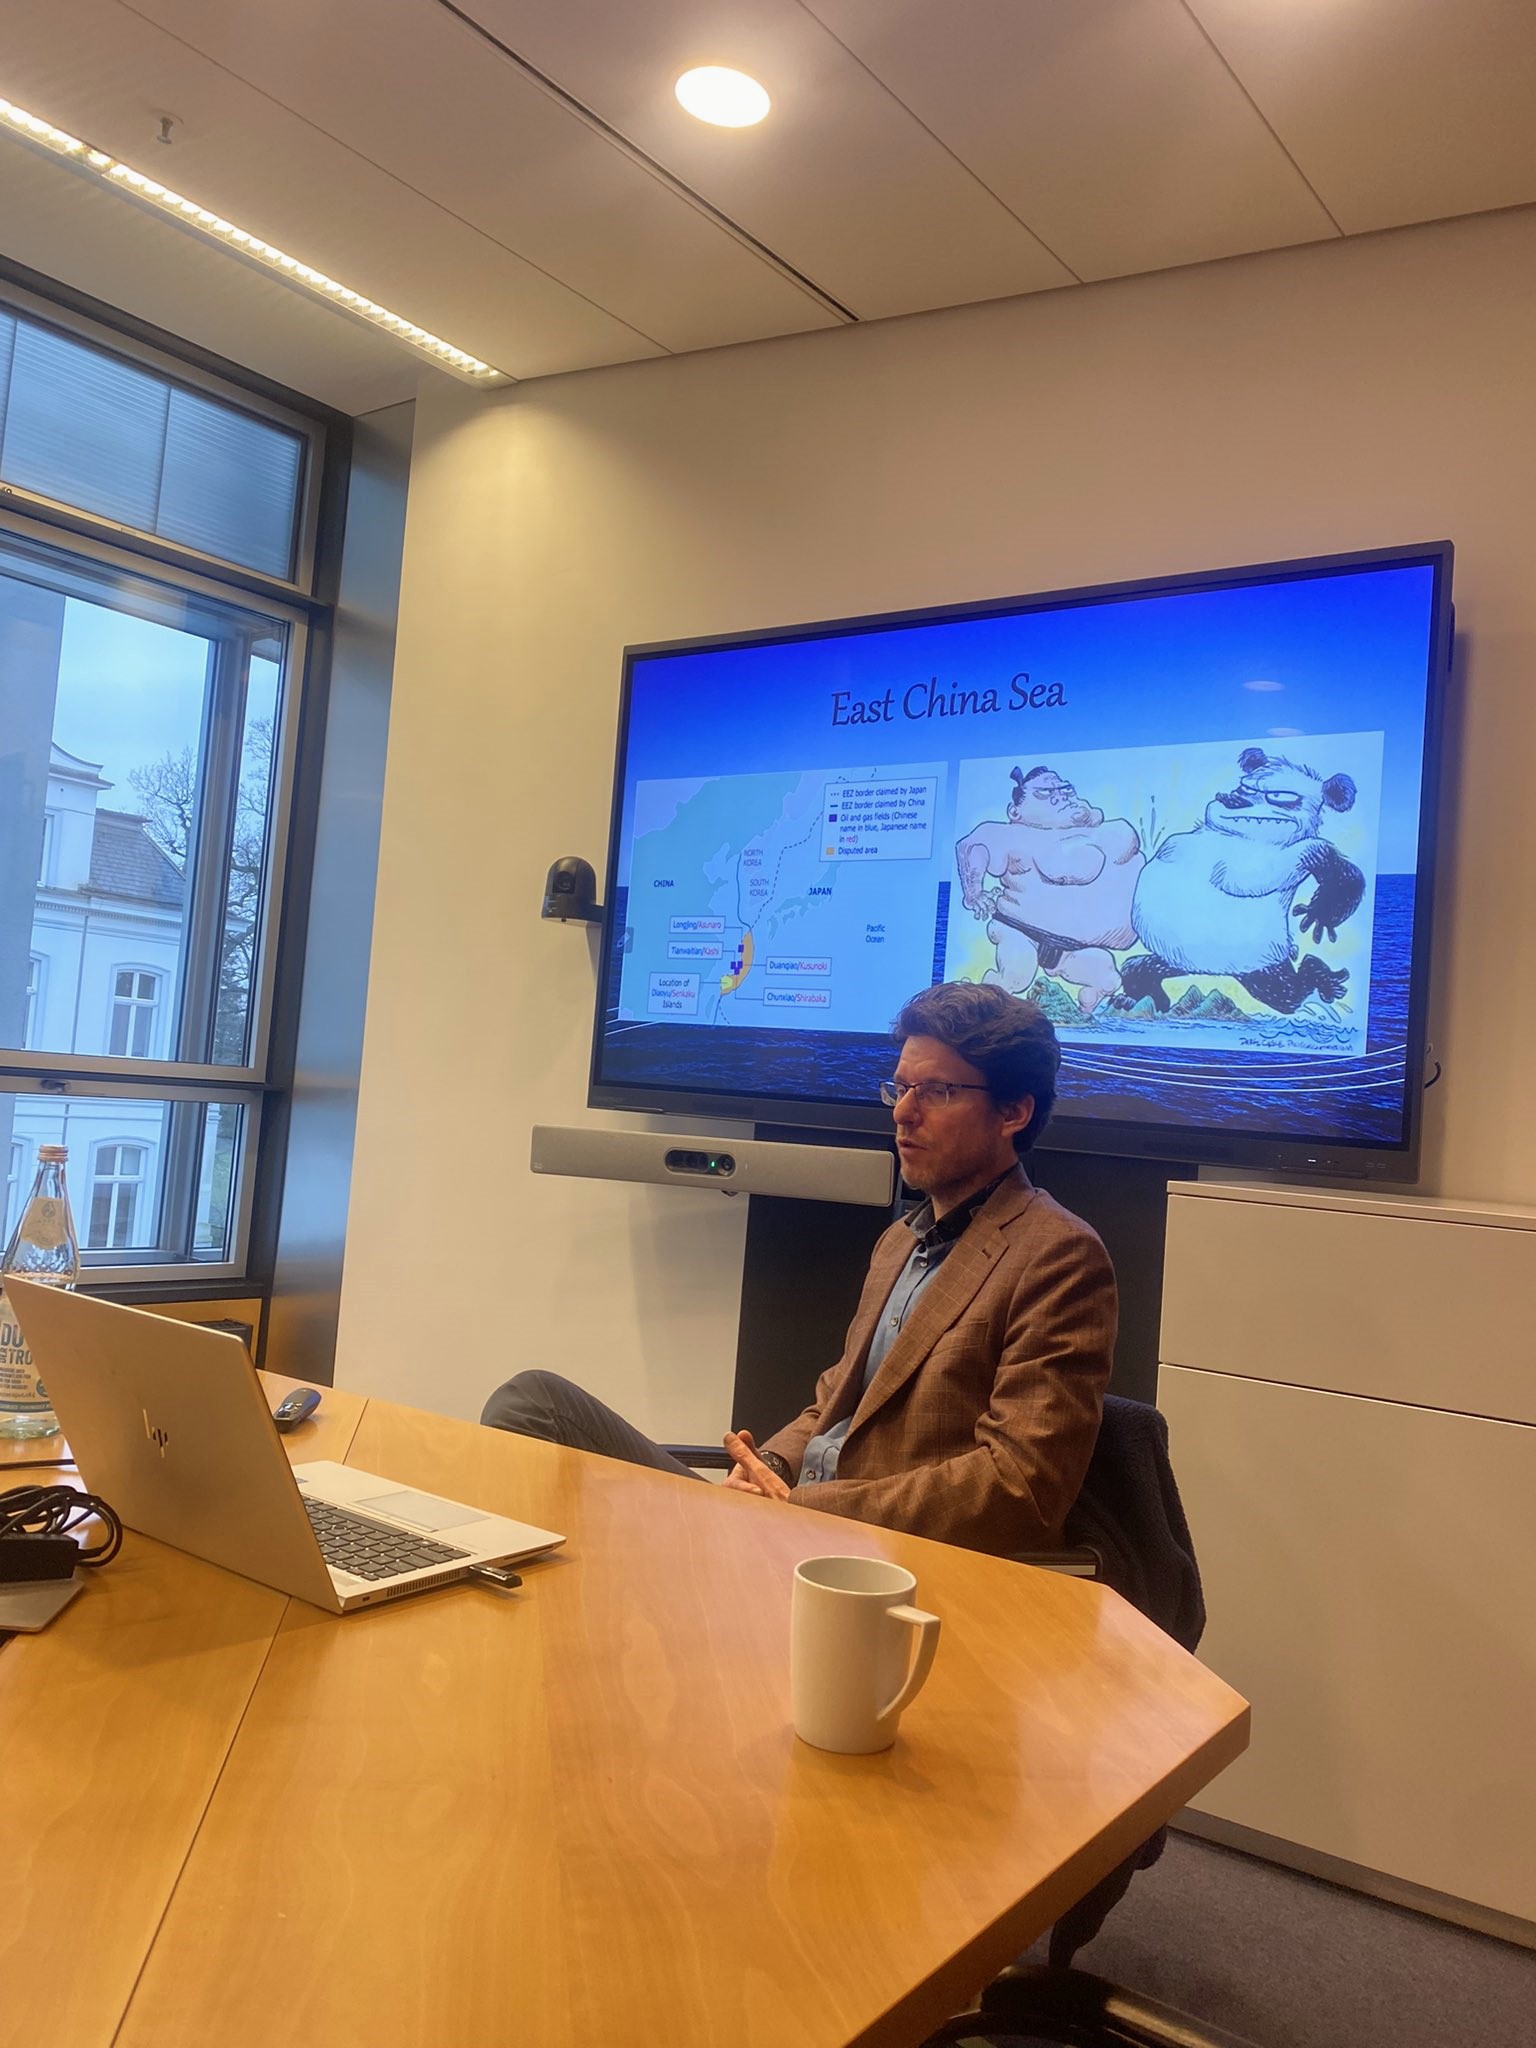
[356,1488,479,1532]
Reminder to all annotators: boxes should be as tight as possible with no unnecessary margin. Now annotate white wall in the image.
[336,205,1536,1432]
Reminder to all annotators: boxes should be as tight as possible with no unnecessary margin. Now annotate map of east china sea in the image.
[619,767,945,1030]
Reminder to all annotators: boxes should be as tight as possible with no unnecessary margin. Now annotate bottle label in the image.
[0,1290,48,1413]
[18,1198,68,1250]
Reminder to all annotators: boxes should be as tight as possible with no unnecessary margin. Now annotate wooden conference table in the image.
[4,1376,1247,2048]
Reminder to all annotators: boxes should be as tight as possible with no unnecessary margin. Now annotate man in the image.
[481,982,1115,1555]
[955,765,1143,1014]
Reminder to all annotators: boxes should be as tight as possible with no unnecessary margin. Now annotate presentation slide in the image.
[597,561,1439,1150]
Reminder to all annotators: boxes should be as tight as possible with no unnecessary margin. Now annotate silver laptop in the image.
[4,1279,564,1613]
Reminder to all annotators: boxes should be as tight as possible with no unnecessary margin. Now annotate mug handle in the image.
[876,1604,942,1727]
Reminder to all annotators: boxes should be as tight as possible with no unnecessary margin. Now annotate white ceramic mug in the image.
[791,1555,942,1754]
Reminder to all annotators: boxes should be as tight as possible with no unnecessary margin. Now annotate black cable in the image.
[0,1483,123,1565]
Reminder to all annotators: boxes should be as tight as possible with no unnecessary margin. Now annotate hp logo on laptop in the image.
[143,1409,170,1455]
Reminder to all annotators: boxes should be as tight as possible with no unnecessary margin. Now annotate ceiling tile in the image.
[126,0,842,355]
[0,137,417,412]
[1187,0,1536,232]
[0,0,666,379]
[3,0,1532,413]
[459,0,1077,316]
[800,0,1339,281]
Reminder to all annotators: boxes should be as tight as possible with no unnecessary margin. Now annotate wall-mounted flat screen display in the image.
[591,544,1452,1178]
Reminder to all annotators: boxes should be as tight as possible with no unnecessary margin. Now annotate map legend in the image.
[823,776,937,860]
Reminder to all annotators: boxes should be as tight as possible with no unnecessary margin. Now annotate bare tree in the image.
[129,718,273,1063]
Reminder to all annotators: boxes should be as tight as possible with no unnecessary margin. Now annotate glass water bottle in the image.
[0,1145,81,1439]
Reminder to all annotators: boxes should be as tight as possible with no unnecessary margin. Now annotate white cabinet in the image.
[1159,1182,1536,1929]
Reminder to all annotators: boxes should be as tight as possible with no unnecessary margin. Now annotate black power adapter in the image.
[0,1482,122,1579]
[0,1534,78,1582]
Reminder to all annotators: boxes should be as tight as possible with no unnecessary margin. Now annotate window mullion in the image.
[176,633,249,1066]
[156,1098,204,1262]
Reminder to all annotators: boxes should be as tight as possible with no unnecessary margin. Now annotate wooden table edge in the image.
[845,1701,1253,2048]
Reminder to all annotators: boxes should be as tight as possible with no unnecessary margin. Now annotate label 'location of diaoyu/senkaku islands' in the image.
[644,775,938,1018]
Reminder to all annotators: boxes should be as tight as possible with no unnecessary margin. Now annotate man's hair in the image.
[891,982,1060,1154]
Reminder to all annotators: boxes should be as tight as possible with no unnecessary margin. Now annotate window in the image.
[88,1140,149,1250]
[23,955,42,1048]
[1,529,296,1087]
[4,1092,251,1270]
[0,305,308,580]
[0,525,294,1274]
[0,279,327,1279]
[108,969,162,1059]
[5,1140,23,1242]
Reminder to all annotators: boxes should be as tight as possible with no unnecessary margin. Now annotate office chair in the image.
[922,1400,1226,2047]
[1008,1394,1205,1968]
[918,1963,1261,2048]
[1013,1393,1205,1655]
[663,1444,736,1473]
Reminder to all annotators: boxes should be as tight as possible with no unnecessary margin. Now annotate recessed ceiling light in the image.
[674,67,771,129]
[0,92,508,383]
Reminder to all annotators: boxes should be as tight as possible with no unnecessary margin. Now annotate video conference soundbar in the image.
[529,1126,896,1208]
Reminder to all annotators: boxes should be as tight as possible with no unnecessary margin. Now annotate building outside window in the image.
[0,282,328,1280]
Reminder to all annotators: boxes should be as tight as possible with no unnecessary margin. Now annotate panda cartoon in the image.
[1121,747,1364,1016]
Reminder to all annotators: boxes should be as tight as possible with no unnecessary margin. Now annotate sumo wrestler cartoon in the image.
[954,765,1144,1012]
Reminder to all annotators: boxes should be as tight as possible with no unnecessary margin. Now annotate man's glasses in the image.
[879,1077,993,1109]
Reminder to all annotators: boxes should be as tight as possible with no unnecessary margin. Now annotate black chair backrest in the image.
[1064,1395,1205,1652]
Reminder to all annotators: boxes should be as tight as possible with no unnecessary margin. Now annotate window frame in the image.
[0,1073,263,1282]
[0,511,311,1093]
[0,276,325,596]
[5,1136,22,1240]
[0,271,336,1288]
[23,953,43,1049]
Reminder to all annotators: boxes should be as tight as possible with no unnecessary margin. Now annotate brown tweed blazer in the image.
[758,1166,1115,1555]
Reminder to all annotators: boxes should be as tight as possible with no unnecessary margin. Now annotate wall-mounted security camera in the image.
[541,856,603,924]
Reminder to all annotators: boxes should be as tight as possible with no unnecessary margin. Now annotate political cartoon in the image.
[1125,746,1364,1015]
[953,765,1144,1014]
[944,733,1384,1055]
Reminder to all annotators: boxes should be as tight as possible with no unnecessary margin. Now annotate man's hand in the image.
[722,1428,791,1501]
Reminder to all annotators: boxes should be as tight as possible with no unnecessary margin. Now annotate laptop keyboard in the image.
[304,1497,471,1581]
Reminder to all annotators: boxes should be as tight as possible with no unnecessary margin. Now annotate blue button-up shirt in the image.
[798,1168,1015,1485]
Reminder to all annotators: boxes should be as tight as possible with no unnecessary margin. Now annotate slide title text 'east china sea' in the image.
[831,673,1066,726]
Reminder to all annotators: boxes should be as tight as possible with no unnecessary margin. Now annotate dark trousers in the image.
[480,1370,704,1481]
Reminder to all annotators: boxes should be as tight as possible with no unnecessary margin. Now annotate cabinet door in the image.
[1161,1364,1536,1921]
[1160,1192,1536,1423]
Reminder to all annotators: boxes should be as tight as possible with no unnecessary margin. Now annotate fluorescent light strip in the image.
[0,94,506,382]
